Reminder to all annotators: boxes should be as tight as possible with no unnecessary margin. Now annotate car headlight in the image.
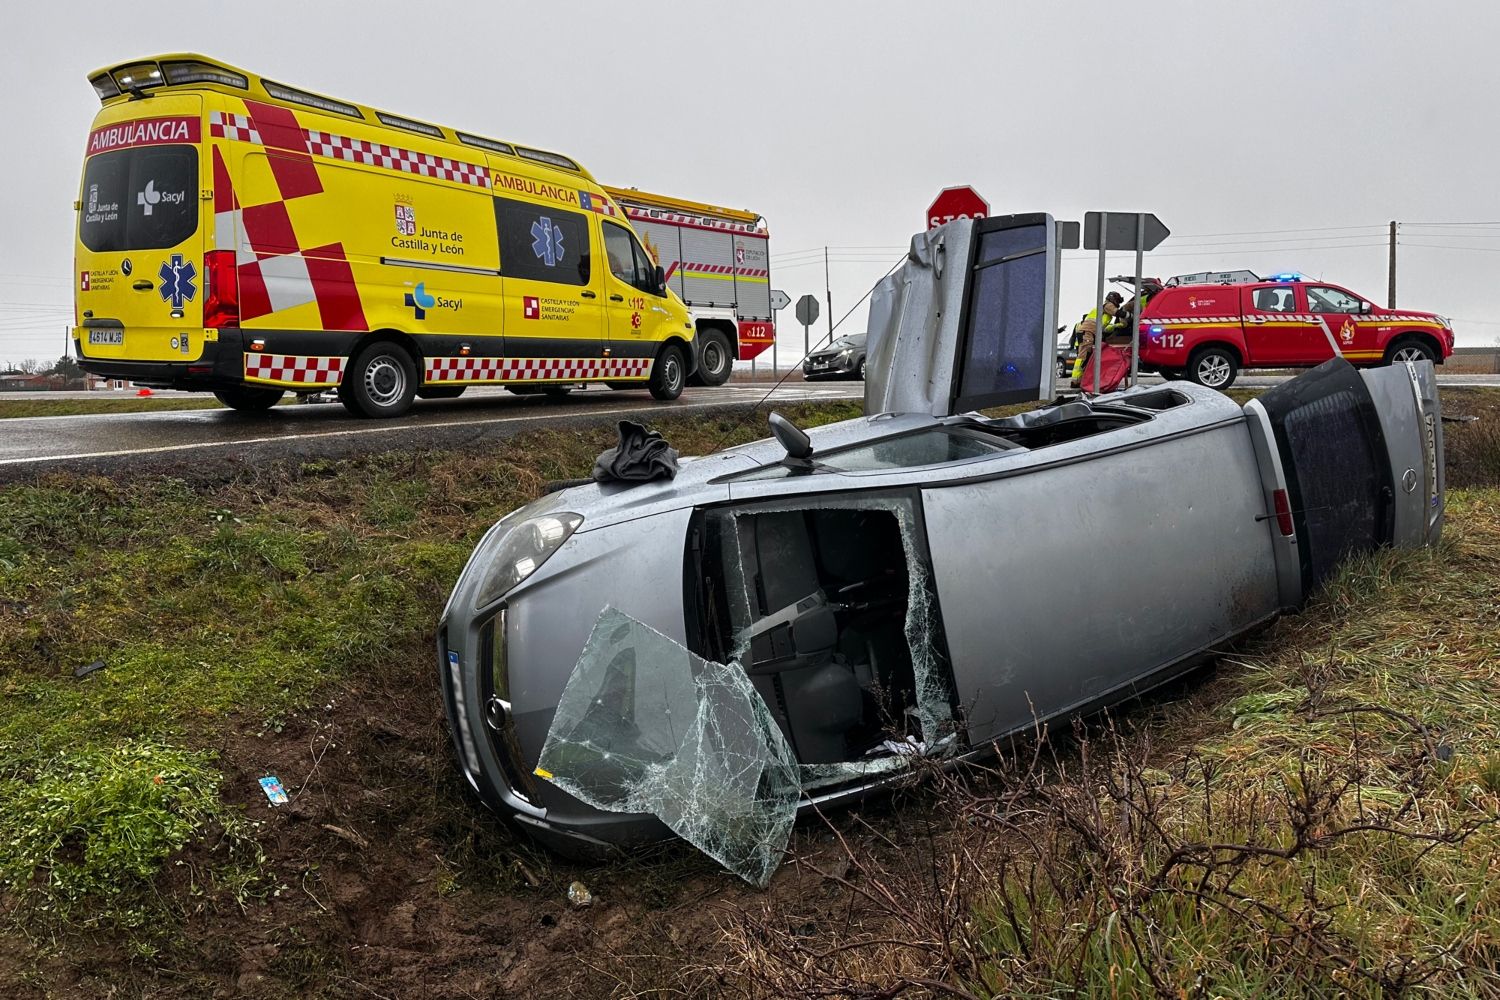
[475,512,583,607]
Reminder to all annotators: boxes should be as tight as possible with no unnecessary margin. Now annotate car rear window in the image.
[80,146,198,252]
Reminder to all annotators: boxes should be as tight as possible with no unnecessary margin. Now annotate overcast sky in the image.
[4,0,1498,367]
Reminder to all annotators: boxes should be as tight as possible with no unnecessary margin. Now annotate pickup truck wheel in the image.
[213,385,283,411]
[342,342,417,418]
[649,344,686,401]
[1159,369,1183,381]
[1187,347,1238,390]
[1384,338,1437,366]
[692,330,733,386]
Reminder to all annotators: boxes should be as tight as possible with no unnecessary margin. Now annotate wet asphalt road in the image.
[0,382,865,481]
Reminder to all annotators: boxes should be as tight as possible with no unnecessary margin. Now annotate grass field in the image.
[0,390,1496,998]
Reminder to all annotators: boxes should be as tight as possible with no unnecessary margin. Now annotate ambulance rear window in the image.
[80,147,198,252]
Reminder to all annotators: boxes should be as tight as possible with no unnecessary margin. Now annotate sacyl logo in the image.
[137,180,185,216]
[404,282,461,321]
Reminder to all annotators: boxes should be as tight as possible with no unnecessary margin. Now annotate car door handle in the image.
[610,294,624,302]
[132,280,152,291]
[580,290,596,298]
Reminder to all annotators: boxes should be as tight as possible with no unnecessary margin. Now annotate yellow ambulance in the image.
[73,55,697,417]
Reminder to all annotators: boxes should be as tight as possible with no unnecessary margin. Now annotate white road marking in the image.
[0,387,862,466]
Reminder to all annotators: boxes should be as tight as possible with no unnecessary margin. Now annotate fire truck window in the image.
[495,197,591,287]
[1252,288,1296,313]
[1307,286,1363,314]
[602,221,636,286]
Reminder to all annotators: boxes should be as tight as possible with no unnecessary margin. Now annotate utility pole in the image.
[824,247,833,342]
[1388,220,1397,309]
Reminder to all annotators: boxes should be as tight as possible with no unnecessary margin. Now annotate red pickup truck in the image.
[1137,276,1453,388]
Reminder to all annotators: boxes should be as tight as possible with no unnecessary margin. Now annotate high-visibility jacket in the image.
[1071,307,1122,379]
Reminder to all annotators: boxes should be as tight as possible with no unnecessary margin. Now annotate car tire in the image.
[648,344,686,401]
[213,385,284,411]
[1186,347,1238,390]
[417,385,466,400]
[857,356,867,380]
[691,329,734,387]
[1384,337,1437,366]
[341,341,418,418]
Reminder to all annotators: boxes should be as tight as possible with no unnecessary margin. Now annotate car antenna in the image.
[767,412,815,469]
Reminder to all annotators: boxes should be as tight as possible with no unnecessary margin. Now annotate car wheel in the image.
[692,330,733,387]
[342,341,417,418]
[213,385,283,411]
[649,344,686,401]
[417,385,466,400]
[1384,337,1437,366]
[1186,347,1238,390]
[857,357,867,380]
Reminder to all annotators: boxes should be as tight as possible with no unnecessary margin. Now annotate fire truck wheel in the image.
[649,344,687,401]
[417,385,466,400]
[1186,346,1238,390]
[1384,337,1437,366]
[343,342,417,418]
[691,330,734,387]
[213,385,284,411]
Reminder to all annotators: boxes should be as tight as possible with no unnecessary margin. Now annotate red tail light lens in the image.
[1272,489,1295,537]
[203,250,238,329]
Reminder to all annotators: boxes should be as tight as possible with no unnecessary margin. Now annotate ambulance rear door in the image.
[76,95,207,364]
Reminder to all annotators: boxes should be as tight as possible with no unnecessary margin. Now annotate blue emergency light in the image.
[1270,272,1304,283]
[1149,325,1164,335]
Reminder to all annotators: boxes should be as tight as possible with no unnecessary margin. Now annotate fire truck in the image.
[601,186,775,385]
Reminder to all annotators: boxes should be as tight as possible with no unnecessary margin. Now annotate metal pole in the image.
[802,321,810,374]
[1092,212,1108,394]
[1388,220,1397,308]
[1131,214,1145,388]
[824,247,833,344]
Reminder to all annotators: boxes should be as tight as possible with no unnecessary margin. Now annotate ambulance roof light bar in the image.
[263,80,363,121]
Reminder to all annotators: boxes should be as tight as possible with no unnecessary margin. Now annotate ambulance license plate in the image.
[88,330,124,346]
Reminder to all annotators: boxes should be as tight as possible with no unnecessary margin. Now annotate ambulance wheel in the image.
[690,330,733,387]
[649,344,687,401]
[213,385,283,411]
[343,342,417,418]
[417,385,466,400]
[1186,347,1238,390]
[1384,337,1437,366]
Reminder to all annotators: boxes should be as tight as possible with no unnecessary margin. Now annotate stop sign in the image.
[926,186,989,230]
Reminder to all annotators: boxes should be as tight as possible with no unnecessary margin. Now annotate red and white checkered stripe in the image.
[680,260,769,278]
[209,111,262,144]
[244,353,344,385]
[623,207,760,233]
[424,356,652,382]
[1151,314,1445,326]
[304,130,491,188]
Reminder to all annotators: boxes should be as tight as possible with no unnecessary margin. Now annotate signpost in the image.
[795,294,820,373]
[1080,211,1170,393]
[926,186,989,231]
[770,289,791,312]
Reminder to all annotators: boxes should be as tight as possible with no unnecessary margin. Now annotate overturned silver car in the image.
[438,216,1444,884]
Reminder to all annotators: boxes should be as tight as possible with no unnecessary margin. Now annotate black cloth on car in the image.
[592,420,680,484]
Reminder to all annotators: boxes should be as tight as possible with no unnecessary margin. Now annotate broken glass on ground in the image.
[535,608,801,887]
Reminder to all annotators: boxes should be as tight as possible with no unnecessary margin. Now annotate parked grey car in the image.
[438,215,1444,882]
[803,333,867,381]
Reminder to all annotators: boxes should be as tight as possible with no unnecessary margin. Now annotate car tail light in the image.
[203,250,238,328]
[1272,489,1295,537]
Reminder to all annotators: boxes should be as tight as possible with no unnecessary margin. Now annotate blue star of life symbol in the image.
[530,216,565,267]
[157,254,197,308]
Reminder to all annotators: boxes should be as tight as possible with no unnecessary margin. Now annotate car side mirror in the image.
[654,264,666,294]
[768,411,814,467]
[1360,301,1373,314]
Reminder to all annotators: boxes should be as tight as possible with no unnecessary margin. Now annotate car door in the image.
[1305,284,1372,361]
[493,195,604,371]
[600,218,665,373]
[1244,358,1404,596]
[1244,284,1326,365]
[917,397,1281,745]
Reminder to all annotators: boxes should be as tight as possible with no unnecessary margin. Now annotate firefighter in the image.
[1071,291,1125,386]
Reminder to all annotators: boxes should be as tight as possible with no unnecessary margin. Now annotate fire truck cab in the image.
[1138,272,1453,389]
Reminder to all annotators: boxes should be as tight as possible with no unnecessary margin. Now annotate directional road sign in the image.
[927,186,989,230]
[1082,212,1170,251]
[770,289,791,312]
[794,294,820,327]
